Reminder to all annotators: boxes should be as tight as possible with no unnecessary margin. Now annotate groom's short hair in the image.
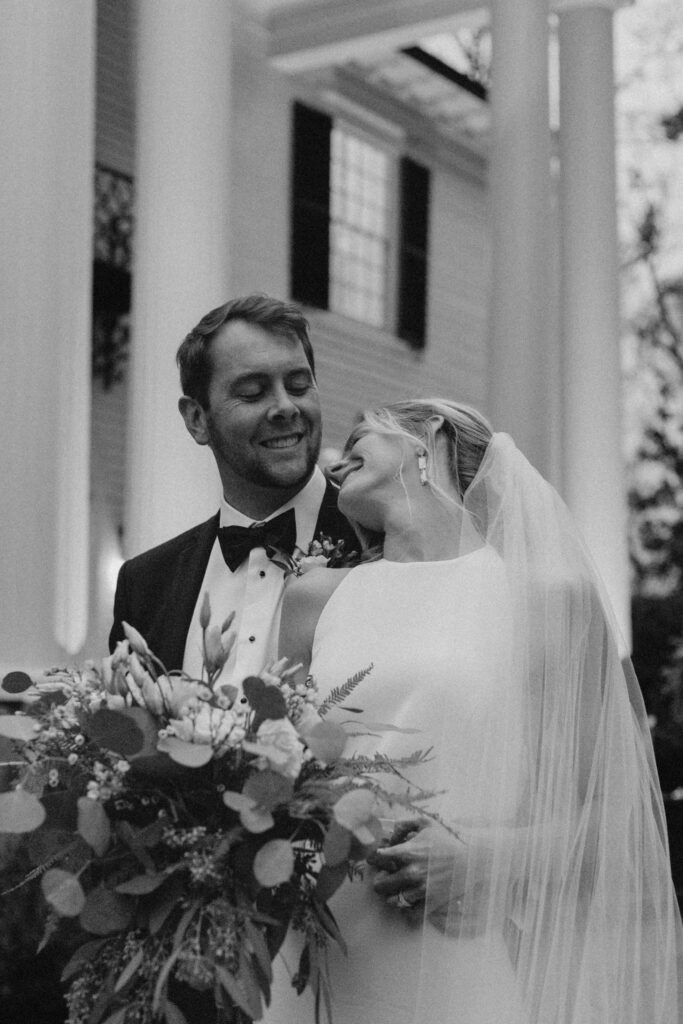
[176,293,315,409]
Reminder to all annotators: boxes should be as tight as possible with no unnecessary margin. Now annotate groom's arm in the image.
[108,560,133,653]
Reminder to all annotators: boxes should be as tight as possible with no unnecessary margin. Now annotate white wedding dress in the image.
[263,547,528,1024]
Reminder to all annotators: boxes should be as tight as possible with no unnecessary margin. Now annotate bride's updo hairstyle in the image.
[344,398,493,557]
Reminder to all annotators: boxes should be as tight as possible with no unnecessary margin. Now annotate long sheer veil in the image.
[418,432,682,1023]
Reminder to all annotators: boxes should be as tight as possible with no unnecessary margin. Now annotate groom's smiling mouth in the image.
[260,433,304,450]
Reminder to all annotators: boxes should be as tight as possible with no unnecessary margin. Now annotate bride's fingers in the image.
[386,887,424,910]
[372,863,424,896]
[370,835,427,865]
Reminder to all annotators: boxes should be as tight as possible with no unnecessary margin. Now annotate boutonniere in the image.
[269,534,359,577]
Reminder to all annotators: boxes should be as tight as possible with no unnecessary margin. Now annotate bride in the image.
[264,398,682,1024]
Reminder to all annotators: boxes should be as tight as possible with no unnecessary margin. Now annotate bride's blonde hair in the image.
[344,398,493,558]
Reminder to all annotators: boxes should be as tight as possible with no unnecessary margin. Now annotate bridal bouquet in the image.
[0,604,430,1024]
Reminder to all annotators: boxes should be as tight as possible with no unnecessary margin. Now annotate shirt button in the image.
[249,635,256,643]
[259,570,266,578]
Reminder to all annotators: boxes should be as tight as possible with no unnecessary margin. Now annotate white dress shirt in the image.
[182,467,327,689]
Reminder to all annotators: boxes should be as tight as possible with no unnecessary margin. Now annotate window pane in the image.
[329,126,389,328]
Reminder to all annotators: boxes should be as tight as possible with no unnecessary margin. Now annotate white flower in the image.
[122,621,151,657]
[296,554,329,575]
[105,694,126,710]
[167,704,238,748]
[242,717,305,780]
[294,703,321,736]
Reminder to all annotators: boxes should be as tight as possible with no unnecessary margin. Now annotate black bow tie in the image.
[218,507,297,572]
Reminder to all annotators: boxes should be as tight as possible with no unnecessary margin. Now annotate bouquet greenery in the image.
[0,602,431,1024]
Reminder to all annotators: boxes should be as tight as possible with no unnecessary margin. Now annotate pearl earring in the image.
[416,448,428,486]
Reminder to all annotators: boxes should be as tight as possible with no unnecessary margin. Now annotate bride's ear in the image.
[426,414,445,437]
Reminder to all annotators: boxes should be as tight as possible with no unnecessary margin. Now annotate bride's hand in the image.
[368,822,469,916]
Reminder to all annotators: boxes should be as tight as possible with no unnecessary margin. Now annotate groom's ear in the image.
[178,395,211,446]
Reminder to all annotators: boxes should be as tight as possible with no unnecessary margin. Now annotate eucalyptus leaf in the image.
[243,769,293,811]
[1,671,33,695]
[121,706,159,759]
[352,721,422,734]
[156,735,214,767]
[238,948,266,1019]
[0,787,45,832]
[61,938,108,982]
[315,861,349,903]
[164,1001,188,1024]
[80,884,134,935]
[304,721,347,763]
[0,715,38,742]
[114,946,144,992]
[148,875,186,935]
[253,839,295,887]
[41,868,86,917]
[215,964,259,1019]
[84,708,145,757]
[101,1010,128,1024]
[333,788,380,838]
[17,762,48,796]
[0,735,21,765]
[115,872,168,895]
[322,820,352,867]
[223,791,274,833]
[152,948,183,1013]
[244,919,273,985]
[313,899,347,954]
[40,790,79,830]
[242,676,287,722]
[77,796,111,856]
[295,943,310,994]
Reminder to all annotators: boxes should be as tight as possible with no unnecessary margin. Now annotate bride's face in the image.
[332,427,415,529]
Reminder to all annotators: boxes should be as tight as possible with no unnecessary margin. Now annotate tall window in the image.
[291,101,431,348]
[329,128,390,328]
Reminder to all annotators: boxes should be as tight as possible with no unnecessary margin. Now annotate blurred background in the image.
[1,0,682,1018]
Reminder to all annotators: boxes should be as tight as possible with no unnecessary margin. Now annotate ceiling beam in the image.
[264,0,488,72]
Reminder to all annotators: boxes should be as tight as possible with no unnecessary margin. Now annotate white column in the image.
[0,1,95,670]
[127,0,234,556]
[557,1,630,643]
[488,0,553,478]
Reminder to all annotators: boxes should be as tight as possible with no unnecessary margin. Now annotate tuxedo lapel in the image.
[146,513,219,671]
[313,480,358,555]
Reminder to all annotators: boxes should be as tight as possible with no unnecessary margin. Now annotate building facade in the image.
[0,0,629,671]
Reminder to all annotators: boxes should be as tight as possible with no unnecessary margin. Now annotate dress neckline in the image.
[377,544,490,568]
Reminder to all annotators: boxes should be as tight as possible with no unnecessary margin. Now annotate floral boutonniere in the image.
[269,534,359,577]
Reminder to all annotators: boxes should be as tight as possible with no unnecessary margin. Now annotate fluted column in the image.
[0,1,95,670]
[127,0,234,556]
[557,0,630,642]
[488,0,553,478]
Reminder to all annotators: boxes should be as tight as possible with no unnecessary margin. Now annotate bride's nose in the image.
[325,457,352,487]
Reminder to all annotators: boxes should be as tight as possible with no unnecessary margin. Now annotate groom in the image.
[108,293,357,683]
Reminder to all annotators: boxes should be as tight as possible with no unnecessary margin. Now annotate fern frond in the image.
[318,664,373,717]
[331,749,433,775]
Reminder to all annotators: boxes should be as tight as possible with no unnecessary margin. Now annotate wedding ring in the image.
[396,890,412,910]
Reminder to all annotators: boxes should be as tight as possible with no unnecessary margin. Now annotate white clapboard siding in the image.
[309,161,490,452]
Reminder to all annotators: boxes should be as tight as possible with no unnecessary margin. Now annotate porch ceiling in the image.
[247,0,492,153]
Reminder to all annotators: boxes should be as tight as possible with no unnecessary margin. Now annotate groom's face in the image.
[199,319,322,501]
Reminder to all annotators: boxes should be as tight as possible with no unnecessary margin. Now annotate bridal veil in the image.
[417,432,682,1023]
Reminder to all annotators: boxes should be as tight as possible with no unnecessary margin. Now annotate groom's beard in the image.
[206,418,322,493]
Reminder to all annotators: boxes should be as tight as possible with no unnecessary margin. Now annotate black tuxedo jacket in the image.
[108,480,357,670]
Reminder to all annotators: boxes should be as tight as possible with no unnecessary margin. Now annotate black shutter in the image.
[397,157,430,348]
[290,102,331,309]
